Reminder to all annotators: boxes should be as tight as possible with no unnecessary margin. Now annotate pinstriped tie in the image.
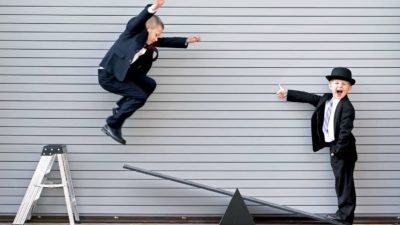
[323,100,333,134]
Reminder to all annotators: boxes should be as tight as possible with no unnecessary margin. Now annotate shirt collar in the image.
[332,98,341,104]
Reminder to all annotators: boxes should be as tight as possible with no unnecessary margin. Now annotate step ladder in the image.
[13,144,80,225]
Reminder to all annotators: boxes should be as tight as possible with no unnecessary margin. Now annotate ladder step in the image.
[37,184,64,188]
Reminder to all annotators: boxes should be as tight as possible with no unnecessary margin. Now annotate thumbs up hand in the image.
[276,84,288,99]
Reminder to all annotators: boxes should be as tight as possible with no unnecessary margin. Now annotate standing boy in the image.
[98,0,201,144]
[276,67,357,225]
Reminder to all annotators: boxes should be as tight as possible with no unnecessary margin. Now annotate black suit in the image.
[98,4,188,128]
[287,90,357,224]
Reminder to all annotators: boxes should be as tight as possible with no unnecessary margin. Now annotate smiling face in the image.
[329,79,352,99]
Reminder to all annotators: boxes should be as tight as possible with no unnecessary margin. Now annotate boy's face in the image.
[147,24,163,44]
[329,79,352,99]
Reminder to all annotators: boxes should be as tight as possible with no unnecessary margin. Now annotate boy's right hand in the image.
[276,84,288,99]
[153,0,165,9]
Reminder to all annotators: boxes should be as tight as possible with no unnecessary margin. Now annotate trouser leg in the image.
[114,75,157,113]
[133,75,157,96]
[98,69,148,128]
[330,155,357,224]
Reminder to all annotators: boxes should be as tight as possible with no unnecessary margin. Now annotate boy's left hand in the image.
[186,35,201,44]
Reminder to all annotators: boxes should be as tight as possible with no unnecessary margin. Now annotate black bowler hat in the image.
[325,67,356,85]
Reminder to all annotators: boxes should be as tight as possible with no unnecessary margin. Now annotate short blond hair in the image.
[146,15,164,29]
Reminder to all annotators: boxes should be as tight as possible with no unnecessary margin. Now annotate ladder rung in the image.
[37,184,65,188]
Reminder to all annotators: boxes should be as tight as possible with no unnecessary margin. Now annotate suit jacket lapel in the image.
[333,96,348,133]
[128,30,148,59]
[316,93,332,111]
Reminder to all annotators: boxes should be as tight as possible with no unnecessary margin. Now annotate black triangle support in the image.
[219,189,256,225]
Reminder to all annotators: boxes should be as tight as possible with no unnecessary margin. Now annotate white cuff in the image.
[148,4,158,14]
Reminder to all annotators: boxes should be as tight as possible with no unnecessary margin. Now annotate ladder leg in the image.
[61,153,80,223]
[27,155,56,221]
[58,154,75,225]
[13,155,56,225]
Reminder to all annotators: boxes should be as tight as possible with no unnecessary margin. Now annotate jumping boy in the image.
[98,0,200,144]
[276,67,357,225]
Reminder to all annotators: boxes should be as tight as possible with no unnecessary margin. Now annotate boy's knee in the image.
[148,82,157,95]
[137,97,148,106]
[151,80,157,89]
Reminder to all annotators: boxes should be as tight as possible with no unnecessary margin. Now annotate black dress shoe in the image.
[327,215,341,220]
[326,215,351,225]
[101,124,126,145]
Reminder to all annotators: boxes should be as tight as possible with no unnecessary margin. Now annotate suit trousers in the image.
[98,68,157,128]
[330,151,357,224]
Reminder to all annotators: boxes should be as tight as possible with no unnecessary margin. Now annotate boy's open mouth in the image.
[336,90,343,96]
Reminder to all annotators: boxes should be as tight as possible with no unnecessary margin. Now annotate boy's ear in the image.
[146,22,155,31]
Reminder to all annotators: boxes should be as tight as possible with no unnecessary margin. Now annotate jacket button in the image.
[330,153,334,157]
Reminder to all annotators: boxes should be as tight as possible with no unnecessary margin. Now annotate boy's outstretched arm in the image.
[276,84,321,107]
[156,35,201,48]
[155,37,188,48]
[126,0,165,34]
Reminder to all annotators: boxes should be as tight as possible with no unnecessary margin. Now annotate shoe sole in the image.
[101,127,126,145]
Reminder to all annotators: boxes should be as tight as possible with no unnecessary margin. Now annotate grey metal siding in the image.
[1,0,399,217]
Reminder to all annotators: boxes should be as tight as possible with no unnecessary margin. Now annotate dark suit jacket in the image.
[287,90,357,161]
[99,4,188,81]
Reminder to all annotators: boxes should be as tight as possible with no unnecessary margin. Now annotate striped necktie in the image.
[323,100,333,134]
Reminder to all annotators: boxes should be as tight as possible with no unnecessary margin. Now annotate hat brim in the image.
[326,75,356,85]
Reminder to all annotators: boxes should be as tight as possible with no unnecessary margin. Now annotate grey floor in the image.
[0,222,200,225]
[0,223,379,225]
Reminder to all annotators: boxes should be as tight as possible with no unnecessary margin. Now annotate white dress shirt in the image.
[131,48,148,64]
[324,98,341,143]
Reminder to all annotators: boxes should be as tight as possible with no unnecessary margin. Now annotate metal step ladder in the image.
[13,145,80,225]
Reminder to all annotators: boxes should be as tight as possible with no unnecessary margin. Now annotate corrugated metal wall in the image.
[1,0,399,217]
